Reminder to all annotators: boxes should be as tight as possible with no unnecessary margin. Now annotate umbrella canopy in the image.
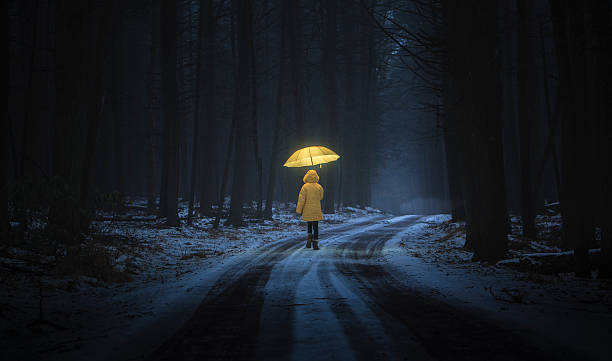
[283,146,340,167]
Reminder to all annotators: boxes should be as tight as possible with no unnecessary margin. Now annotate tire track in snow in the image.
[319,216,432,361]
[146,216,388,361]
[280,216,423,361]
[254,239,315,361]
[255,218,396,361]
[333,218,584,361]
[146,214,591,361]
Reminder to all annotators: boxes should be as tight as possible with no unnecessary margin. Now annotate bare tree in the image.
[228,0,255,226]
[1,0,8,238]
[584,0,612,276]
[516,0,536,239]
[287,0,304,145]
[187,0,207,224]
[160,0,180,226]
[263,0,288,220]
[549,0,593,275]
[198,0,217,215]
[340,0,357,208]
[442,0,508,262]
[111,0,124,198]
[79,0,113,220]
[322,0,338,214]
[145,0,160,213]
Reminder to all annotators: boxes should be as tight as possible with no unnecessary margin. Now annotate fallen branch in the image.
[498,249,602,275]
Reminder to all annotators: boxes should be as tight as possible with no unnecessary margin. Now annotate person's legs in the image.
[312,221,320,250]
[306,221,313,248]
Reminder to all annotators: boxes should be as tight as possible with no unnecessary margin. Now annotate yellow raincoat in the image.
[296,170,324,221]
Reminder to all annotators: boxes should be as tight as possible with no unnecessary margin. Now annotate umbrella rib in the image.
[309,147,313,166]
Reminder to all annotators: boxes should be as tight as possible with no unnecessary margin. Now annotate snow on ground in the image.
[256,215,416,361]
[0,198,386,361]
[4,203,610,360]
[383,214,612,361]
[291,263,357,361]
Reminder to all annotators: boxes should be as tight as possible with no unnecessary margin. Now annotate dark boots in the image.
[306,234,319,250]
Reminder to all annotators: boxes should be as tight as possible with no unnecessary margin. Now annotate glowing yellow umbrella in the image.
[283,146,340,168]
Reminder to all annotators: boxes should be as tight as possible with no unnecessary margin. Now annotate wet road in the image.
[146,216,582,361]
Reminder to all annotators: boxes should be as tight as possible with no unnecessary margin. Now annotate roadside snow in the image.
[383,215,612,361]
[0,200,386,361]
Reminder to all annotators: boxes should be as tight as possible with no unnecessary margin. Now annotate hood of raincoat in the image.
[303,169,319,183]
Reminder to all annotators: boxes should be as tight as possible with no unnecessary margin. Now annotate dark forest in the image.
[4,1,612,360]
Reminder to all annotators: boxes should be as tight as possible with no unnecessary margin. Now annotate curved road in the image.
[146,216,582,361]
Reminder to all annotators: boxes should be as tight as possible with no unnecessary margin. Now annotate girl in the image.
[296,169,324,250]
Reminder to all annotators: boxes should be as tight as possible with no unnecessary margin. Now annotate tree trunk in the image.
[361,0,376,208]
[146,0,160,213]
[79,1,112,228]
[442,122,465,221]
[584,0,611,276]
[340,2,356,208]
[20,0,40,180]
[349,0,376,210]
[440,0,466,223]
[498,0,521,216]
[282,167,289,208]
[199,0,216,214]
[160,0,179,226]
[250,30,263,217]
[532,18,562,207]
[111,3,124,198]
[53,1,81,182]
[227,0,254,226]
[516,0,536,239]
[1,125,6,236]
[322,0,338,214]
[549,0,593,276]
[51,0,87,242]
[1,0,8,238]
[287,0,304,145]
[442,0,508,262]
[212,104,236,228]
[187,0,206,225]
[263,0,288,220]
[286,0,304,209]
[178,2,194,201]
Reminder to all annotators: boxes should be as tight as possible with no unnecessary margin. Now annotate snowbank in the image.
[0,199,387,361]
[383,215,612,361]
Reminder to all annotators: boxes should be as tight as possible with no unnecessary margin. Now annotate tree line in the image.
[424,0,609,271]
[6,0,382,240]
[357,0,610,273]
[6,0,611,276]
